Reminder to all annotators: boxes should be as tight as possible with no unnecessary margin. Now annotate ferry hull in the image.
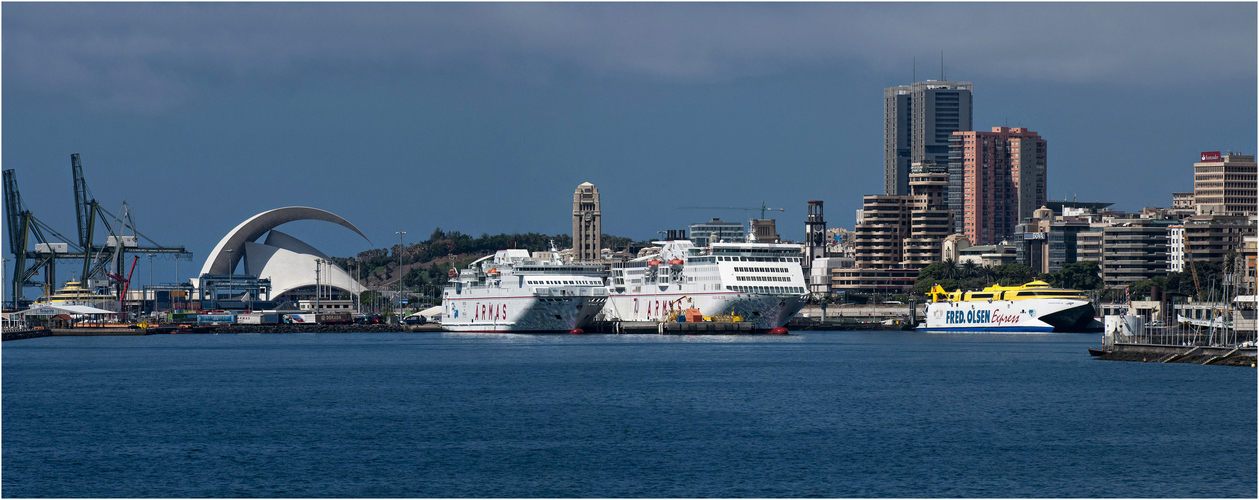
[920,299,1096,333]
[442,295,606,333]
[604,292,805,330]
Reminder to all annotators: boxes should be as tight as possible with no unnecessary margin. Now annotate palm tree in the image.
[961,260,979,281]
[981,265,997,285]
[941,258,959,280]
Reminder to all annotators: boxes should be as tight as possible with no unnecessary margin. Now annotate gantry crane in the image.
[4,154,192,307]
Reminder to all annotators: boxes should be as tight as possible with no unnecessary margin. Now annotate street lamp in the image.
[396,231,406,321]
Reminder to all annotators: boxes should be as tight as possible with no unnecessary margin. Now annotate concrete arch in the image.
[199,207,371,277]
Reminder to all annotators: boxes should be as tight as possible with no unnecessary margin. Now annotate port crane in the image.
[4,154,192,307]
[104,255,141,309]
[4,169,84,305]
[678,202,785,219]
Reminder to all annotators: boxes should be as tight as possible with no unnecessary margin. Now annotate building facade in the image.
[689,218,744,247]
[572,182,602,262]
[902,162,954,268]
[854,163,955,270]
[1194,152,1257,216]
[749,219,780,243]
[1014,206,1094,274]
[1168,215,1255,272]
[1101,218,1174,288]
[949,127,1047,246]
[884,79,973,197]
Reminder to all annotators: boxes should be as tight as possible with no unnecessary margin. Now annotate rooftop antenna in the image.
[941,50,945,81]
[913,57,916,83]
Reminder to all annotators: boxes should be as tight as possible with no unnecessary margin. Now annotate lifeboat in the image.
[487,268,500,275]
[647,260,663,266]
[669,259,684,265]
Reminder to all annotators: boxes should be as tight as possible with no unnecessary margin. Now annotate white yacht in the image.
[441,246,608,333]
[604,239,807,330]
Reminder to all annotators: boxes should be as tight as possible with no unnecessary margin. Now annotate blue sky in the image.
[3,2,1255,287]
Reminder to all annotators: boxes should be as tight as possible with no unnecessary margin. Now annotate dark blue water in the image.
[3,331,1255,498]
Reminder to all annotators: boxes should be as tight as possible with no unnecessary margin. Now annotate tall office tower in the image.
[884,79,973,197]
[950,127,1047,246]
[1194,152,1257,216]
[572,182,601,262]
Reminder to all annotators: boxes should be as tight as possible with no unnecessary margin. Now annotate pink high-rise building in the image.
[949,127,1047,246]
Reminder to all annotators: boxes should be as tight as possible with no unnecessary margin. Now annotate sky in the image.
[3,2,1256,291]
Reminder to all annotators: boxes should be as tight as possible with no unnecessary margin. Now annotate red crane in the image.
[105,255,140,306]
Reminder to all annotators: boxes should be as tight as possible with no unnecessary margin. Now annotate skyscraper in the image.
[572,182,601,262]
[884,79,973,197]
[950,127,1047,246]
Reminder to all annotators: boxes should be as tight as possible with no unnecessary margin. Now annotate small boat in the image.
[1087,348,1110,356]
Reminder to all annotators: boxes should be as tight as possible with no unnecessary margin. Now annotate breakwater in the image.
[2,329,53,341]
[1095,343,1257,367]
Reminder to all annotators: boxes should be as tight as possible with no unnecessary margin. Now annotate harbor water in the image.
[3,331,1255,497]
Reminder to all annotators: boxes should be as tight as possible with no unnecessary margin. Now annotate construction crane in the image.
[678,202,785,219]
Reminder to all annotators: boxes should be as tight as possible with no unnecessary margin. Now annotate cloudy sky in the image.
[4,2,1255,286]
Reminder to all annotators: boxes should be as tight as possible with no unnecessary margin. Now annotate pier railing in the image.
[1104,315,1256,350]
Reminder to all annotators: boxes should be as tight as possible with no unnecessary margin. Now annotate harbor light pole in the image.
[314,258,322,314]
[146,253,156,314]
[224,249,233,312]
[396,231,406,321]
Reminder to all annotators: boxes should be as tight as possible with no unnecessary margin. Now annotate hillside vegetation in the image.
[331,228,637,293]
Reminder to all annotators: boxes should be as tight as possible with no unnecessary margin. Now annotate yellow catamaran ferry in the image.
[920,281,1098,332]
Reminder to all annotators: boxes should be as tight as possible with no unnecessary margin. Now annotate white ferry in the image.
[33,281,121,312]
[604,239,807,331]
[919,281,1098,333]
[441,246,608,333]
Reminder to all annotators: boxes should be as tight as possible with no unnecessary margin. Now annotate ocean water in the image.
[2,331,1255,498]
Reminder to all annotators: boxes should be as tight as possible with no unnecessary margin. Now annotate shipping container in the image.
[317,313,352,324]
[237,313,279,325]
[197,314,235,325]
[284,313,318,324]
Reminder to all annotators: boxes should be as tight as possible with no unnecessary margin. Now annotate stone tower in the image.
[572,182,601,262]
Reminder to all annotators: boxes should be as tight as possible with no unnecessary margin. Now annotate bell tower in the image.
[572,183,601,262]
[804,200,828,294]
